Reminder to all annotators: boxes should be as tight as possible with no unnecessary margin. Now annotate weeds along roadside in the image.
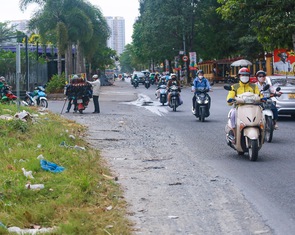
[0,103,132,235]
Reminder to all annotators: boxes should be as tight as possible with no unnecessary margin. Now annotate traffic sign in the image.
[182,55,188,62]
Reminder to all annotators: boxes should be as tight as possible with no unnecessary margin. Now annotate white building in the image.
[106,16,125,55]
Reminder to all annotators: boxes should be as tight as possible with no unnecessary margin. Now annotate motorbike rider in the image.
[65,75,79,113]
[155,76,167,99]
[226,67,261,142]
[255,70,281,129]
[191,70,212,115]
[167,73,182,105]
[0,76,6,96]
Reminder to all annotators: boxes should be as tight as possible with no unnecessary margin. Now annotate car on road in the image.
[266,75,295,118]
[132,71,145,84]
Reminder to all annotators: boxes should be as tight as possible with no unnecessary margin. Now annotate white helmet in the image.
[72,74,79,79]
[92,74,98,79]
[0,76,5,82]
[170,73,177,79]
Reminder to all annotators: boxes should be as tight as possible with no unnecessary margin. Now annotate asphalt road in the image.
[48,80,295,235]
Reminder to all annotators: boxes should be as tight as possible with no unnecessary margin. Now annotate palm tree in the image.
[0,22,17,42]
[20,0,109,77]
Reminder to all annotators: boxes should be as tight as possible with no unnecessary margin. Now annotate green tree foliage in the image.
[20,0,111,75]
[119,44,136,73]
[217,0,295,51]
[132,0,265,70]
[0,22,17,41]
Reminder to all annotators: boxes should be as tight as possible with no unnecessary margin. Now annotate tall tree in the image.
[20,0,110,77]
[217,0,295,51]
[0,22,17,42]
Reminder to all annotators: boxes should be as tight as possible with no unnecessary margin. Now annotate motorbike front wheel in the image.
[248,139,259,161]
[264,116,274,143]
[200,107,205,122]
[172,100,177,112]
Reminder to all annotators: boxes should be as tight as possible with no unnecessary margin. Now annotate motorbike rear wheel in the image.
[39,99,48,108]
[248,139,259,161]
[24,97,33,106]
[264,116,274,143]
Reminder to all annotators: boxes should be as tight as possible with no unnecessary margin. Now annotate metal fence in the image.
[4,61,48,92]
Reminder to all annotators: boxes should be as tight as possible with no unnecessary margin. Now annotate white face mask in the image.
[198,76,204,79]
[240,76,249,83]
[258,76,265,83]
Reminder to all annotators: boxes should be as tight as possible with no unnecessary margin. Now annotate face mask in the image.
[240,76,249,83]
[198,76,204,79]
[258,77,265,83]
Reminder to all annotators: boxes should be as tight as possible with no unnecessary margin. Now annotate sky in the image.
[0,0,140,44]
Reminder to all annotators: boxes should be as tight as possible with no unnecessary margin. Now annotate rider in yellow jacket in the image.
[226,68,261,142]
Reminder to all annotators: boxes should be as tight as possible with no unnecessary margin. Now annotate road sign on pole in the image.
[182,55,188,62]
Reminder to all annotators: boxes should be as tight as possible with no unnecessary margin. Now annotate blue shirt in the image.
[193,77,211,94]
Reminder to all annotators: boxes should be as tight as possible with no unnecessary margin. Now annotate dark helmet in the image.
[256,70,266,77]
[238,67,250,76]
[197,70,204,75]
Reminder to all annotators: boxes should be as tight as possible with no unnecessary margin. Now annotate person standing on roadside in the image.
[87,74,101,113]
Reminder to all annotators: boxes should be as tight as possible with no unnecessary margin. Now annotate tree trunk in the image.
[57,52,62,76]
[292,33,295,51]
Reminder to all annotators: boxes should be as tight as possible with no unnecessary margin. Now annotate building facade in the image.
[106,16,125,55]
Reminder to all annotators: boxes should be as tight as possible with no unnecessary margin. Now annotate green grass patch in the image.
[0,103,132,234]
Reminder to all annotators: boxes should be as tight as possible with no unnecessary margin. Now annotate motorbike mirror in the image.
[224,85,232,91]
[276,86,281,92]
[263,84,270,91]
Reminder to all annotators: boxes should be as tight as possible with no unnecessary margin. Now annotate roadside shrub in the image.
[46,73,67,93]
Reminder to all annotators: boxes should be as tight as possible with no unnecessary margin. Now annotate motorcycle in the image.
[193,88,211,122]
[261,87,281,143]
[224,85,268,161]
[72,83,92,114]
[22,85,48,108]
[144,78,150,89]
[133,78,139,88]
[168,84,181,112]
[158,84,167,105]
[1,85,17,103]
[73,95,90,114]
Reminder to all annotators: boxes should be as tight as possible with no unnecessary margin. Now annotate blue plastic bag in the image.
[40,160,65,173]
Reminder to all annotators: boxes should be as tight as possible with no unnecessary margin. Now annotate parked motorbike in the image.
[224,85,267,161]
[261,87,281,143]
[193,88,211,122]
[72,83,92,114]
[1,85,17,103]
[22,85,48,108]
[159,84,167,105]
[168,84,181,111]
[73,95,90,114]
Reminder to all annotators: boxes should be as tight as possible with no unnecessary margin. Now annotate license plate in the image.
[288,93,295,99]
[77,99,82,103]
